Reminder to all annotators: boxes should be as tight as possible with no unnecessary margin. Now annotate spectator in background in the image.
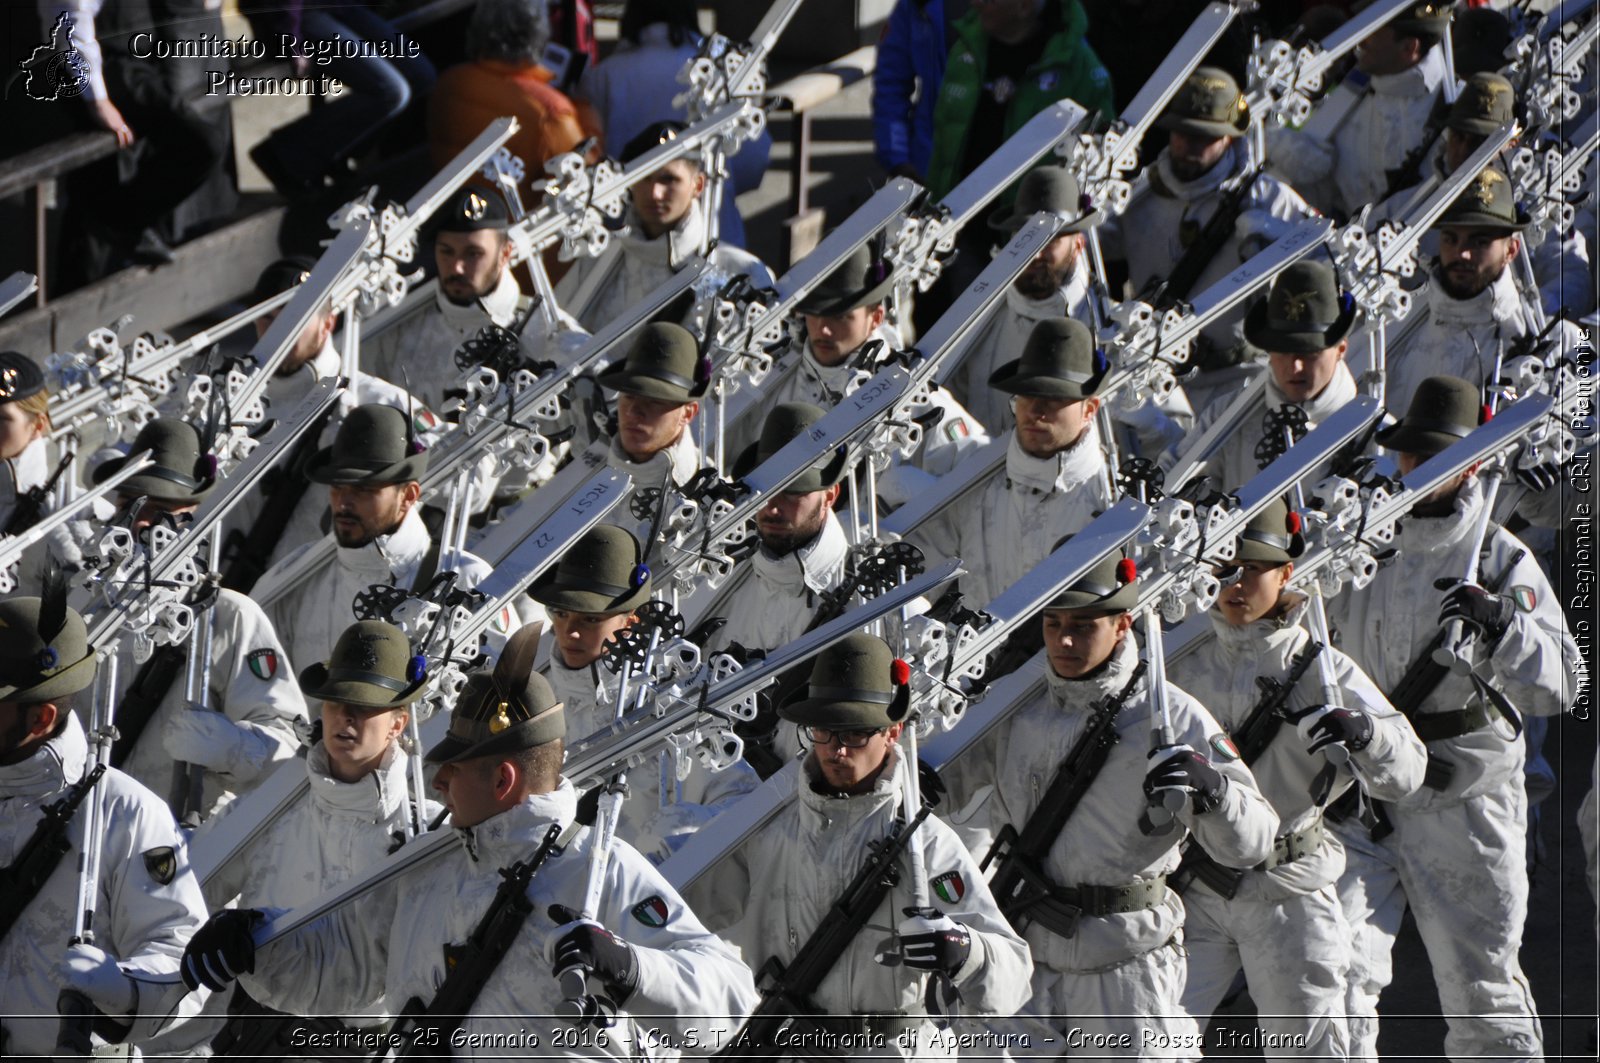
[241,0,435,199]
[872,0,969,181]
[40,0,233,273]
[577,0,771,249]
[428,0,595,207]
[923,0,1114,200]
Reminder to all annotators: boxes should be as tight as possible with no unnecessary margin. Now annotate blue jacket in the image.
[871,0,949,175]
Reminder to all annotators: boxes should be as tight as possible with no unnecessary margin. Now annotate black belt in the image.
[1410,699,1498,743]
[1027,876,1169,939]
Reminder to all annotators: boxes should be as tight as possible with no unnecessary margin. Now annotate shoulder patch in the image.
[1510,586,1536,612]
[631,895,670,928]
[492,605,514,634]
[143,846,177,885]
[944,418,970,443]
[1209,733,1241,762]
[932,870,966,905]
[247,648,279,680]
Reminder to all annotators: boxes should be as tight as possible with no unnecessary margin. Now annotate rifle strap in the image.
[221,401,338,592]
[110,644,190,768]
[1156,163,1262,306]
[410,537,444,594]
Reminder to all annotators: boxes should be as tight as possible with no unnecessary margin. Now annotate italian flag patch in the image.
[932,870,965,905]
[1510,586,1536,612]
[247,649,279,680]
[632,895,669,928]
[1209,734,1241,762]
[414,408,440,434]
[944,418,970,443]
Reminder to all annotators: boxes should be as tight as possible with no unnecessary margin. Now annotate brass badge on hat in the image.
[1474,169,1502,208]
[490,700,512,734]
[1478,81,1507,118]
[464,192,488,222]
[0,366,17,399]
[1280,289,1315,322]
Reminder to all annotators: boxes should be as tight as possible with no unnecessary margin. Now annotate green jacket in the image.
[924,0,1114,201]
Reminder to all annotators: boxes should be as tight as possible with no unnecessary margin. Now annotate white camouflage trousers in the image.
[1179,881,1351,1060]
[1333,783,1543,1063]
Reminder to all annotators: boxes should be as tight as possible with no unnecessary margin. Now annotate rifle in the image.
[1233,641,1323,765]
[2,450,75,538]
[0,765,105,946]
[1149,162,1265,308]
[389,824,564,1059]
[108,644,188,770]
[982,662,1146,928]
[720,801,934,1057]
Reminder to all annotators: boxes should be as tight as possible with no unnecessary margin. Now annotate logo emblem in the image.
[16,13,90,102]
[987,76,1016,105]
[464,192,488,221]
[247,649,279,680]
[932,871,966,905]
[632,895,670,928]
[1510,586,1537,612]
[143,846,177,885]
[1278,288,1317,323]
[1473,170,1502,208]
[1209,733,1241,761]
[1038,71,1059,92]
[944,418,970,443]
[1477,80,1508,118]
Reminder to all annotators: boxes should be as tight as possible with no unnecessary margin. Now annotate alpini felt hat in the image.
[529,525,653,616]
[1043,549,1141,612]
[1233,496,1307,564]
[779,631,913,731]
[299,619,428,710]
[987,166,1104,235]
[1376,374,1486,455]
[1156,67,1250,139]
[93,418,217,505]
[795,243,897,317]
[1243,261,1359,356]
[732,402,850,493]
[305,404,429,486]
[596,322,710,403]
[0,593,97,705]
[989,317,1109,400]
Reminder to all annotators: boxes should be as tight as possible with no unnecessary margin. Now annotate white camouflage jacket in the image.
[0,713,207,1056]
[1325,476,1585,811]
[240,781,758,1058]
[941,636,1279,973]
[115,587,307,819]
[689,746,1033,1053]
[555,200,774,333]
[1167,598,1427,900]
[911,423,1113,607]
[1269,48,1449,219]
[547,653,759,862]
[259,508,513,674]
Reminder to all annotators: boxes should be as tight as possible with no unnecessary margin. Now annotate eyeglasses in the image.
[803,726,884,748]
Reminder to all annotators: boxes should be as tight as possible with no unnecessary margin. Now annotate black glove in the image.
[1514,457,1566,492]
[548,904,638,1005]
[894,907,971,976]
[1437,579,1515,648]
[181,909,263,992]
[1144,746,1227,814]
[1305,707,1374,754]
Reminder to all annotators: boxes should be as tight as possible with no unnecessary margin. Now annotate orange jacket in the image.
[428,61,598,203]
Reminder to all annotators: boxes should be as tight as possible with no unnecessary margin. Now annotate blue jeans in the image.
[263,5,436,181]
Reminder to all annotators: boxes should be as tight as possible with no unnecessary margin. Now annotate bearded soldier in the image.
[91,418,306,821]
[364,186,588,419]
[256,405,521,674]
[912,317,1114,608]
[689,632,1033,1056]
[181,655,758,1056]
[1373,72,1594,319]
[226,258,445,583]
[1168,262,1363,493]
[1,593,209,1056]
[531,525,757,861]
[1100,67,1316,414]
[940,555,1278,1058]
[1385,165,1587,414]
[1270,2,1455,220]
[1165,500,1426,1058]
[1325,376,1584,1062]
[948,167,1104,434]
